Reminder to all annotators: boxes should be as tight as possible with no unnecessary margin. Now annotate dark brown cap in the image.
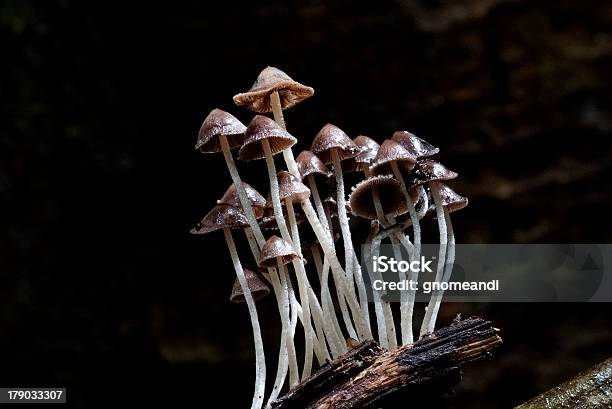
[196,109,247,153]
[277,171,311,204]
[408,159,458,188]
[217,182,266,219]
[344,136,380,173]
[239,115,297,161]
[296,150,332,180]
[233,66,314,113]
[229,269,271,303]
[259,206,306,231]
[259,235,299,268]
[310,124,360,164]
[371,139,417,176]
[427,183,468,217]
[392,131,439,158]
[190,204,249,234]
[348,175,409,220]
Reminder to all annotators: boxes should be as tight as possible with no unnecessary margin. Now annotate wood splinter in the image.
[272,316,502,409]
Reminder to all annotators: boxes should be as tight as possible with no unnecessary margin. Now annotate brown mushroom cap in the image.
[277,171,311,204]
[259,206,306,231]
[296,150,332,180]
[408,159,458,188]
[190,204,249,234]
[391,131,439,158]
[259,235,299,268]
[233,66,314,113]
[349,175,409,220]
[310,124,360,164]
[426,183,468,217]
[371,139,417,176]
[239,115,297,161]
[196,109,247,153]
[230,269,271,303]
[217,182,266,219]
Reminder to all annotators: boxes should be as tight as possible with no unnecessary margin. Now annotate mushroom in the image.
[371,139,421,344]
[296,150,333,239]
[259,236,303,386]
[218,182,267,219]
[391,131,440,158]
[311,123,372,340]
[191,204,266,409]
[349,175,409,349]
[196,108,268,249]
[422,183,468,335]
[345,135,380,174]
[233,66,314,128]
[406,160,459,338]
[230,269,271,303]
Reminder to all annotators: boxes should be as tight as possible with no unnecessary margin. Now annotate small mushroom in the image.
[348,175,408,220]
[218,182,267,219]
[421,183,467,338]
[311,124,371,340]
[296,150,334,239]
[230,269,271,303]
[191,204,266,409]
[344,135,380,173]
[391,131,440,158]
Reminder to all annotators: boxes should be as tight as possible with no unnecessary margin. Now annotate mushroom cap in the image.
[427,183,468,217]
[310,124,360,164]
[230,269,271,303]
[239,115,297,161]
[196,109,247,153]
[218,182,266,219]
[277,171,311,203]
[259,206,306,231]
[344,135,380,173]
[233,66,314,113]
[259,235,299,268]
[190,204,249,234]
[296,150,332,180]
[392,131,439,158]
[371,139,417,176]
[409,159,458,187]
[349,175,409,220]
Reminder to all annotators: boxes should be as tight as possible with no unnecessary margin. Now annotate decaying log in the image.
[273,316,502,409]
[515,356,612,409]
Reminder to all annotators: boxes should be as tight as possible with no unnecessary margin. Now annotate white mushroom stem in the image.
[416,185,428,219]
[270,91,287,130]
[307,174,332,238]
[420,181,448,337]
[262,139,314,379]
[370,234,398,350]
[426,207,455,337]
[223,228,266,409]
[391,162,421,260]
[244,229,290,404]
[364,224,389,350]
[219,135,266,247]
[277,261,300,387]
[331,150,372,338]
[389,235,411,345]
[285,198,334,365]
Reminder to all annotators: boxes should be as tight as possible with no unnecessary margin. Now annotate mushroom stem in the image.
[285,197,333,367]
[331,150,372,339]
[420,181,448,337]
[244,229,291,403]
[270,90,286,130]
[390,162,421,259]
[307,174,332,239]
[278,261,300,387]
[416,185,428,219]
[426,207,455,337]
[390,235,410,345]
[370,234,398,350]
[223,228,266,409]
[364,223,389,350]
[262,139,314,379]
[219,134,266,248]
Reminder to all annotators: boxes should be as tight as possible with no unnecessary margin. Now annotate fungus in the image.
[230,269,271,303]
[218,182,267,219]
[191,204,266,409]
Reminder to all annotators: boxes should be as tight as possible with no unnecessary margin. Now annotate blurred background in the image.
[1,0,612,407]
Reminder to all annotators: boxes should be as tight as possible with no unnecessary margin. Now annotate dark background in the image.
[1,0,612,407]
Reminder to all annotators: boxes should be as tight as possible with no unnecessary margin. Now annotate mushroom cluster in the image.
[191,67,468,408]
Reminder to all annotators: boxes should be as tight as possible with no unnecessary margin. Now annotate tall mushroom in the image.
[230,269,271,304]
[406,160,459,337]
[311,124,372,339]
[349,175,409,349]
[421,183,468,335]
[191,204,266,409]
